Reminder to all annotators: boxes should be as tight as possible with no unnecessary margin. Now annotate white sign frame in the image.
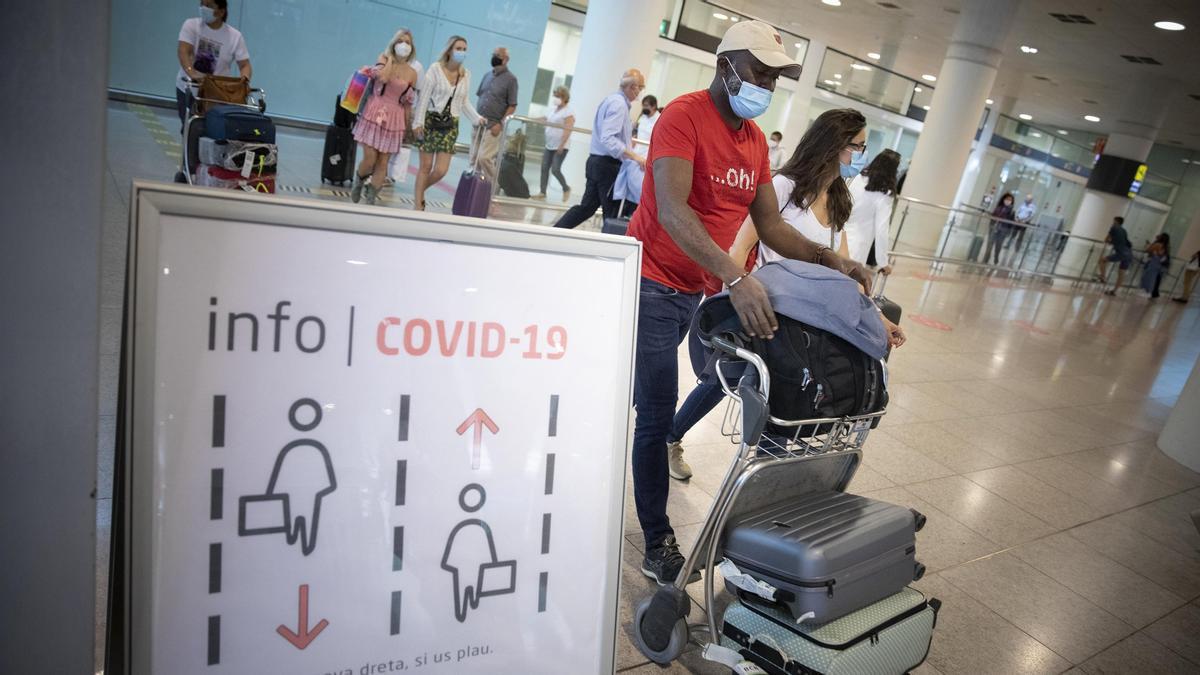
[121,182,641,675]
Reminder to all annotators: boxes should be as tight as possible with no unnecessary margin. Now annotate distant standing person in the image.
[533,86,574,202]
[1145,233,1171,299]
[349,30,419,205]
[175,0,251,131]
[767,131,785,172]
[983,193,1015,265]
[411,36,482,211]
[553,69,646,229]
[1095,216,1133,295]
[472,46,519,185]
[845,149,900,273]
[384,28,424,187]
[980,186,996,210]
[1008,194,1037,262]
[635,95,661,141]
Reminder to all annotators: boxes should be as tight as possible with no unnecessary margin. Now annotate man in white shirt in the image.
[175,0,252,130]
[767,131,785,172]
[1007,194,1037,262]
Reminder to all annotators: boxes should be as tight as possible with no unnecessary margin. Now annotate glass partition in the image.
[1139,172,1179,205]
[884,197,1195,298]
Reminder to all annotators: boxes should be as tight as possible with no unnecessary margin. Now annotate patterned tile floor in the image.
[96,101,1200,674]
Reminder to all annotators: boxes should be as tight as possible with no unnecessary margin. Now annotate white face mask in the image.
[199,5,217,23]
[551,96,562,107]
[768,140,779,149]
[393,42,412,59]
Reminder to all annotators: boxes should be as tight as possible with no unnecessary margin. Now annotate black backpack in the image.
[749,315,887,437]
[697,296,887,438]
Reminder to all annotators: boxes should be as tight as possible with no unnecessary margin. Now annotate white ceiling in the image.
[711,0,1200,151]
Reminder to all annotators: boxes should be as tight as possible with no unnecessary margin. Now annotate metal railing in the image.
[486,114,648,229]
[888,196,1197,299]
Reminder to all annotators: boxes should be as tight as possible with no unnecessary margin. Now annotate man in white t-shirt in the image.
[175,0,252,130]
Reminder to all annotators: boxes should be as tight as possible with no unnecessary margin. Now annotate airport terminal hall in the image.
[9,0,1200,673]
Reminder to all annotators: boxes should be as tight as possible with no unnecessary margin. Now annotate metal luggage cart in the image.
[173,77,267,185]
[632,334,886,667]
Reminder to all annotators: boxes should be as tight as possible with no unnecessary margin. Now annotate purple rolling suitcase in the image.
[452,170,491,218]
[452,128,493,218]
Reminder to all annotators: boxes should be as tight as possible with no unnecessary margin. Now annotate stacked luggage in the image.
[194,105,278,193]
[717,491,936,675]
[634,262,936,675]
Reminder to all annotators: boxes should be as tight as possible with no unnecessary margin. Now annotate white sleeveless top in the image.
[757,174,841,267]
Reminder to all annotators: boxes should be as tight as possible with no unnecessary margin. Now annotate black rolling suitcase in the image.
[322,95,357,185]
[721,491,926,623]
[872,273,902,325]
[322,125,356,185]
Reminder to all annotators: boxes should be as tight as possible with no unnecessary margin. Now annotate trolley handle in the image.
[710,335,771,402]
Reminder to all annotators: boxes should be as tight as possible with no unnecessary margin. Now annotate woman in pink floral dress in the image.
[351,30,419,205]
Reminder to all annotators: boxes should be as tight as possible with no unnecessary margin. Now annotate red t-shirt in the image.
[628,90,772,293]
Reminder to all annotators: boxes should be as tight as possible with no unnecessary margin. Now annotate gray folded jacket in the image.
[713,259,888,360]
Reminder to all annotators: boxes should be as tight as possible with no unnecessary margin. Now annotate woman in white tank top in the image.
[729,108,904,347]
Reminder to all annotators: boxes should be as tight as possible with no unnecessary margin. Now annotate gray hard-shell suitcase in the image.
[722,491,926,623]
[720,586,940,675]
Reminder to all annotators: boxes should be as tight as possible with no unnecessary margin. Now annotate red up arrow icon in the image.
[456,408,499,470]
[277,584,329,650]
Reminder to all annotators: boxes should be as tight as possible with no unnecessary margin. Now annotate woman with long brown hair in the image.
[846,149,901,273]
[729,108,901,343]
[731,108,865,269]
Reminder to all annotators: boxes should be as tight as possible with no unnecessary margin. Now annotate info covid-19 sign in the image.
[125,186,640,675]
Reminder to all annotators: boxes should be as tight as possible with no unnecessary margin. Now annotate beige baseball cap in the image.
[715,20,803,77]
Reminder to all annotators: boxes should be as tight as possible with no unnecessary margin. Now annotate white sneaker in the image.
[667,441,692,481]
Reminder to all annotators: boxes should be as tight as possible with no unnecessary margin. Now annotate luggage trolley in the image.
[173,77,267,185]
[632,333,886,667]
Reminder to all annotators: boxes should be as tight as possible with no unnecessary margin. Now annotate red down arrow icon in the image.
[277,584,328,650]
[456,408,499,470]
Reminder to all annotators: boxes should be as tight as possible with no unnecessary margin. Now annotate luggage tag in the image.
[718,559,778,602]
[701,644,767,674]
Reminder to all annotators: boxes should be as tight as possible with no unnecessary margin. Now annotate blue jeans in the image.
[633,278,702,550]
[667,327,726,444]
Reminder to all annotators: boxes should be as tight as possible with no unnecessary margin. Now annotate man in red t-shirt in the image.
[627,21,870,585]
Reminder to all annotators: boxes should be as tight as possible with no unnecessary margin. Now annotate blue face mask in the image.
[451,50,467,64]
[722,57,772,120]
[840,149,867,178]
[199,5,217,23]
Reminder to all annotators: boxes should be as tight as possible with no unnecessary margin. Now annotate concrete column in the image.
[559,0,665,201]
[1159,354,1200,472]
[950,95,1011,211]
[1060,102,1167,277]
[903,0,1019,210]
[569,0,666,137]
[0,0,107,672]
[777,39,826,161]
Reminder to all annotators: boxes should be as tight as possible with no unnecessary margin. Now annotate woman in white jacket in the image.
[411,35,482,210]
[844,149,900,274]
